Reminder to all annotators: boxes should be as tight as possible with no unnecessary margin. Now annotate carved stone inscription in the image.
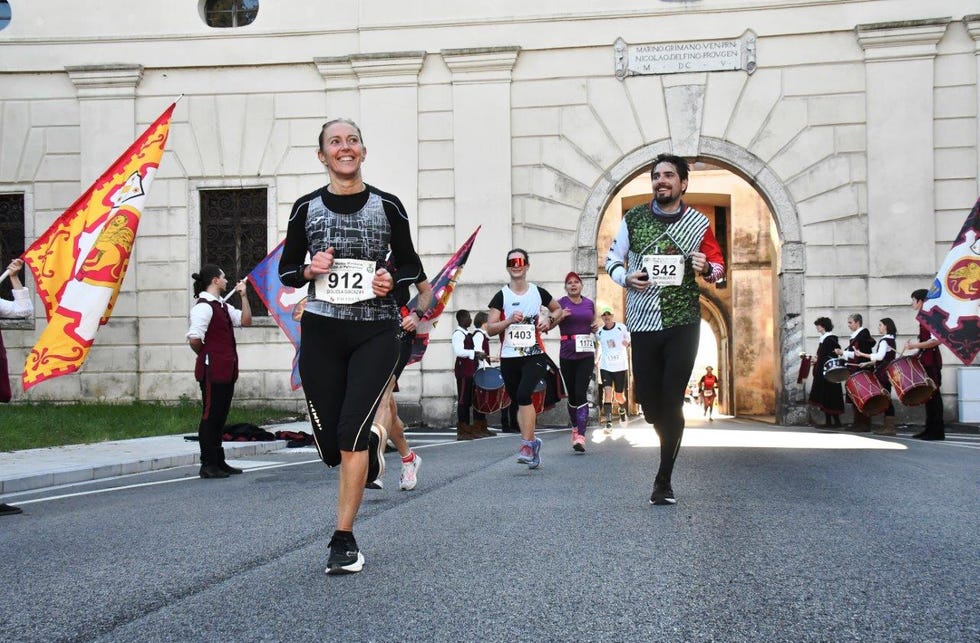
[614,30,757,79]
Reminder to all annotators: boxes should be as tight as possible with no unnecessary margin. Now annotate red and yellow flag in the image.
[22,103,175,390]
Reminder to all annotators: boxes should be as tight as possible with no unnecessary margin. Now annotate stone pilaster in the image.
[314,56,359,120]
[66,64,143,185]
[966,15,980,194]
[442,46,520,279]
[856,19,949,289]
[350,52,425,236]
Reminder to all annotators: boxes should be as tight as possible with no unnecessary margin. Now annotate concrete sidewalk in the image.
[0,421,313,495]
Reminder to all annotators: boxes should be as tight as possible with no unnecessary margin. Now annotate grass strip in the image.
[0,400,304,452]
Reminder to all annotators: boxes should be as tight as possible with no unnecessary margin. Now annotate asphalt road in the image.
[2,417,978,642]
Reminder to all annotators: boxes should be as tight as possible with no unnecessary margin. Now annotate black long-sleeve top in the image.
[278,184,422,322]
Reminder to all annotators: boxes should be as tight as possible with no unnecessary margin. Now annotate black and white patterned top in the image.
[279,184,422,322]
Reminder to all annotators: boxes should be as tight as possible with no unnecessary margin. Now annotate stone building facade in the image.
[0,1,977,425]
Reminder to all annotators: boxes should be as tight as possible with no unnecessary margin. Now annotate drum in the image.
[473,367,511,414]
[886,356,936,407]
[844,370,891,416]
[530,379,547,414]
[823,357,850,383]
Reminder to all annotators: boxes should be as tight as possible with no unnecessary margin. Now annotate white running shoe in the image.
[399,452,421,491]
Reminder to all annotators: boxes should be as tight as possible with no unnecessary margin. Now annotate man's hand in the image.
[626,270,650,291]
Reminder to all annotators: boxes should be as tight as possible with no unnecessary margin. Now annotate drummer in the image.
[452,309,492,440]
[835,313,875,431]
[808,317,844,427]
[486,248,563,469]
[905,289,944,441]
[850,317,897,435]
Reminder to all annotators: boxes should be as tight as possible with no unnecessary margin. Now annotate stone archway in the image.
[573,137,807,425]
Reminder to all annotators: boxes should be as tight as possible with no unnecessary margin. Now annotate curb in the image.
[0,440,290,495]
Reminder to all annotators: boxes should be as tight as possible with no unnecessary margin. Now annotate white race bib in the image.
[505,323,536,349]
[642,254,684,286]
[574,334,595,353]
[315,258,375,304]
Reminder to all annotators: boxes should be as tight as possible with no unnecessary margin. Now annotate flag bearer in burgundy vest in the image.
[187,264,252,479]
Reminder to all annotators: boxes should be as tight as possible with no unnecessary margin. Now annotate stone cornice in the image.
[442,46,520,84]
[855,17,951,62]
[349,51,425,89]
[65,64,143,99]
[314,56,356,90]
[965,15,980,52]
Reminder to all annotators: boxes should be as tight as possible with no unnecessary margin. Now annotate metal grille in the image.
[0,193,25,302]
[200,188,268,316]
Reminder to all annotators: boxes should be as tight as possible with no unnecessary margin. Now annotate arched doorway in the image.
[574,139,804,425]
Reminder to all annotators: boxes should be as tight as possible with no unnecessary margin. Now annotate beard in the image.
[654,191,677,205]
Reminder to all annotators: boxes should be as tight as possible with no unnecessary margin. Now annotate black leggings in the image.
[631,323,700,481]
[560,357,593,408]
[299,313,399,467]
[500,354,549,407]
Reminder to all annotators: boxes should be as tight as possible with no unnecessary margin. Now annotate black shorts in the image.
[600,369,627,392]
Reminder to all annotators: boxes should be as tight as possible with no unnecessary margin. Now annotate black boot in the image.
[200,464,230,479]
[217,447,243,474]
[200,447,230,479]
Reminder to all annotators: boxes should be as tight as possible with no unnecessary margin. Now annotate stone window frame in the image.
[188,178,278,327]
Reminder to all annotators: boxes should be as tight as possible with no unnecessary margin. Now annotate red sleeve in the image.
[699,226,725,267]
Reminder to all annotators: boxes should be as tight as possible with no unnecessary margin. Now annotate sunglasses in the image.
[506,257,527,268]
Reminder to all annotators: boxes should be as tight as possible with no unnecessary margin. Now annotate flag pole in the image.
[0,269,9,285]
[222,278,247,303]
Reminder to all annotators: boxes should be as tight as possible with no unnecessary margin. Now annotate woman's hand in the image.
[306,247,335,278]
[372,268,393,297]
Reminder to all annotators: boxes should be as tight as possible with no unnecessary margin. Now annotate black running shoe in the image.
[365,425,387,488]
[649,481,677,505]
[326,532,364,575]
[619,409,627,422]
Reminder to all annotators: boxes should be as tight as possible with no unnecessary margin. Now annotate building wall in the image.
[1,1,977,423]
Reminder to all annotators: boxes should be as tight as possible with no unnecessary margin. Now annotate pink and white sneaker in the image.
[572,433,586,453]
[399,452,421,491]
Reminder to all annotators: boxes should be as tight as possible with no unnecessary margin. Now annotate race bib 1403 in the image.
[505,323,536,349]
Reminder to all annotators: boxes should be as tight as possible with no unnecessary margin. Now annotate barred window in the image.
[203,0,259,28]
[199,188,268,316]
[0,193,25,302]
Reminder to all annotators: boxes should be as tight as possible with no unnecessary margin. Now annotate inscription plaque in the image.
[615,30,756,79]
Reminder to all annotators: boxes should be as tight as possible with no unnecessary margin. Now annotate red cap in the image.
[565,271,581,283]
